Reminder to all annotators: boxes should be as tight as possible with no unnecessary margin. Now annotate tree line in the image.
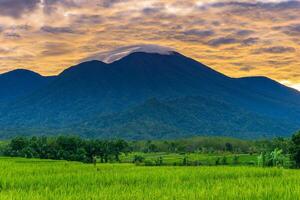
[1,130,300,167]
[1,136,129,163]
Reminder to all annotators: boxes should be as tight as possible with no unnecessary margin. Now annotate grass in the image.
[0,157,299,199]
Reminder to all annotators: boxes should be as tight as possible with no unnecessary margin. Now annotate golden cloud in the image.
[0,0,299,90]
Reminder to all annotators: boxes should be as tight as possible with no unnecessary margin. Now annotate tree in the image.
[257,152,266,167]
[290,131,300,168]
[183,155,188,166]
[215,157,220,165]
[155,156,163,166]
[10,136,28,152]
[84,140,97,163]
[270,148,284,167]
[257,149,285,167]
[148,144,158,152]
[168,142,177,153]
[225,143,233,152]
[9,136,29,156]
[221,156,227,165]
[111,140,129,162]
[133,155,144,164]
[233,155,239,165]
[271,137,290,154]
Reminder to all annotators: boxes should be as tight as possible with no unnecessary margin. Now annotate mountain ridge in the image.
[0,51,299,139]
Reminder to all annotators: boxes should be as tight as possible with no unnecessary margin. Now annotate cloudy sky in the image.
[0,0,300,90]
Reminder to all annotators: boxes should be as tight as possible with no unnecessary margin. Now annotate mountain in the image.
[0,50,299,139]
[236,76,300,106]
[0,69,55,104]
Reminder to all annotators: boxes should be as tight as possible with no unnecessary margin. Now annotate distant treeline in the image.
[1,131,300,167]
[1,136,129,163]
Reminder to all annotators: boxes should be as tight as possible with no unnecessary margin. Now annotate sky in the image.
[0,0,299,90]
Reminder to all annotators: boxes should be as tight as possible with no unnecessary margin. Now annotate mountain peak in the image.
[0,69,42,78]
[83,44,176,63]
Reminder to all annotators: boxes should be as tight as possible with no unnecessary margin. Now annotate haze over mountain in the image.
[0,46,299,139]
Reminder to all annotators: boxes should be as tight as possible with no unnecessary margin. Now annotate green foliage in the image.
[3,136,129,163]
[121,152,258,166]
[290,130,300,168]
[183,155,188,166]
[221,156,228,165]
[155,156,163,166]
[133,155,145,164]
[130,136,254,154]
[1,135,298,168]
[257,148,287,167]
[215,157,220,165]
[233,155,239,165]
[225,143,233,152]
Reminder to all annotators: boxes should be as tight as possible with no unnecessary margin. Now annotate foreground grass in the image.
[0,157,299,199]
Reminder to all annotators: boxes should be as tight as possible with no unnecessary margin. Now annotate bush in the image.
[133,155,145,163]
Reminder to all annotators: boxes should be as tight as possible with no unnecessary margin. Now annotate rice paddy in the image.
[0,157,299,200]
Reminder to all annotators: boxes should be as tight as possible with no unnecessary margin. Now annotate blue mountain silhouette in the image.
[0,52,299,139]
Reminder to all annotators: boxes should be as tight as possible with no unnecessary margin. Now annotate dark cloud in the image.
[97,0,123,8]
[240,66,255,72]
[254,46,296,54]
[211,2,257,8]
[142,7,162,15]
[209,1,300,22]
[41,42,73,56]
[183,29,214,37]
[207,37,238,47]
[275,24,300,36]
[206,35,258,47]
[0,0,82,17]
[141,2,165,15]
[211,1,300,10]
[242,37,259,46]
[4,32,21,39]
[0,0,40,18]
[270,0,300,10]
[236,30,254,36]
[41,26,80,34]
[42,0,82,14]
[268,60,293,67]
[70,14,103,24]
[9,25,32,31]
[44,0,76,6]
[211,21,221,26]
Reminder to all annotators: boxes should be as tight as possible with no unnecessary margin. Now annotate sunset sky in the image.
[0,0,299,90]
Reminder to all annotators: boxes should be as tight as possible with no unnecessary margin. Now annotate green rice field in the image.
[120,152,258,165]
[0,157,299,200]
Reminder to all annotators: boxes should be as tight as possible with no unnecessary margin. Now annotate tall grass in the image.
[0,157,299,199]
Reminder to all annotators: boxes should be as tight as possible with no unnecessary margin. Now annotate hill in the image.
[0,69,55,104]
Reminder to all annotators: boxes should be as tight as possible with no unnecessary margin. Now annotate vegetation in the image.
[1,131,300,168]
[2,136,129,163]
[290,130,300,167]
[121,152,258,166]
[0,157,300,199]
[0,132,298,199]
